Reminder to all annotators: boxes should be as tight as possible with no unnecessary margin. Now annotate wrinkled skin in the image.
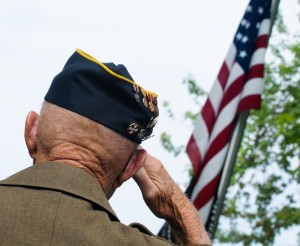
[134,149,211,246]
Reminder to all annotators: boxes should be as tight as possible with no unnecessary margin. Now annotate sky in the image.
[0,0,299,244]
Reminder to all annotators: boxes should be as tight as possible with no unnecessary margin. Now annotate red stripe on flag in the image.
[194,122,234,182]
[218,74,245,114]
[255,35,268,49]
[186,135,202,177]
[193,172,222,210]
[201,99,216,135]
[246,64,264,81]
[217,62,230,90]
[238,95,262,112]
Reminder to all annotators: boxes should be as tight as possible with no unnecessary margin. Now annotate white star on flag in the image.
[236,33,242,40]
[246,5,253,12]
[239,50,247,58]
[256,22,261,29]
[242,36,249,43]
[241,19,247,26]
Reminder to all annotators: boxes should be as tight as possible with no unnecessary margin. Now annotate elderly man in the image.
[0,49,211,245]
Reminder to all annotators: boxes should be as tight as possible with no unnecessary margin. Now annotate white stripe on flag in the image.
[209,81,224,114]
[209,96,241,146]
[224,63,244,91]
[199,197,214,225]
[191,145,229,202]
[241,78,264,98]
[193,116,209,160]
[258,19,271,36]
[250,48,267,66]
[225,43,237,69]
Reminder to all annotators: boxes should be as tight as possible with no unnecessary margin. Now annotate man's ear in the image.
[24,111,40,161]
[115,149,147,187]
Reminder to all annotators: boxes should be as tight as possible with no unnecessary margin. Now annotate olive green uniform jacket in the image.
[0,162,176,246]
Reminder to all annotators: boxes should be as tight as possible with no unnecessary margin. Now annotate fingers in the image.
[114,149,147,187]
[133,149,168,192]
[133,167,155,197]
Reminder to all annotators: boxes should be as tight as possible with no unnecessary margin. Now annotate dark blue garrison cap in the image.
[44,49,159,144]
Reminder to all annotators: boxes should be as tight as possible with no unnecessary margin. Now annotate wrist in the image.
[166,196,211,246]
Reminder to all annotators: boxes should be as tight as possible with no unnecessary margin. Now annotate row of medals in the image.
[127,84,159,140]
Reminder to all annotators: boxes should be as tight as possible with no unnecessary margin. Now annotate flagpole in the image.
[207,0,281,239]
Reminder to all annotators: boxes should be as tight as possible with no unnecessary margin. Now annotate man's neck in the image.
[34,143,116,198]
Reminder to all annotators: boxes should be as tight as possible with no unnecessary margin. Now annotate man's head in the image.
[45,49,159,143]
[24,49,159,198]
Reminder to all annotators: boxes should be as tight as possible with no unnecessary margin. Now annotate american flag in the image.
[186,0,272,227]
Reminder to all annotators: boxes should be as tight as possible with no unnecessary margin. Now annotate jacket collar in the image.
[0,162,119,221]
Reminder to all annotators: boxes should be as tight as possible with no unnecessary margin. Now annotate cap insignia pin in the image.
[143,97,148,108]
[134,93,141,103]
[154,106,159,117]
[149,101,155,112]
[137,129,147,140]
[147,117,158,128]
[133,84,141,103]
[127,123,140,135]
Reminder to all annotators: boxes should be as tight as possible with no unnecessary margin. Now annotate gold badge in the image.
[143,97,148,108]
[148,101,155,112]
[147,117,158,128]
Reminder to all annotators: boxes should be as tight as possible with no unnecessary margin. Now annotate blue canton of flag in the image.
[234,0,272,71]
